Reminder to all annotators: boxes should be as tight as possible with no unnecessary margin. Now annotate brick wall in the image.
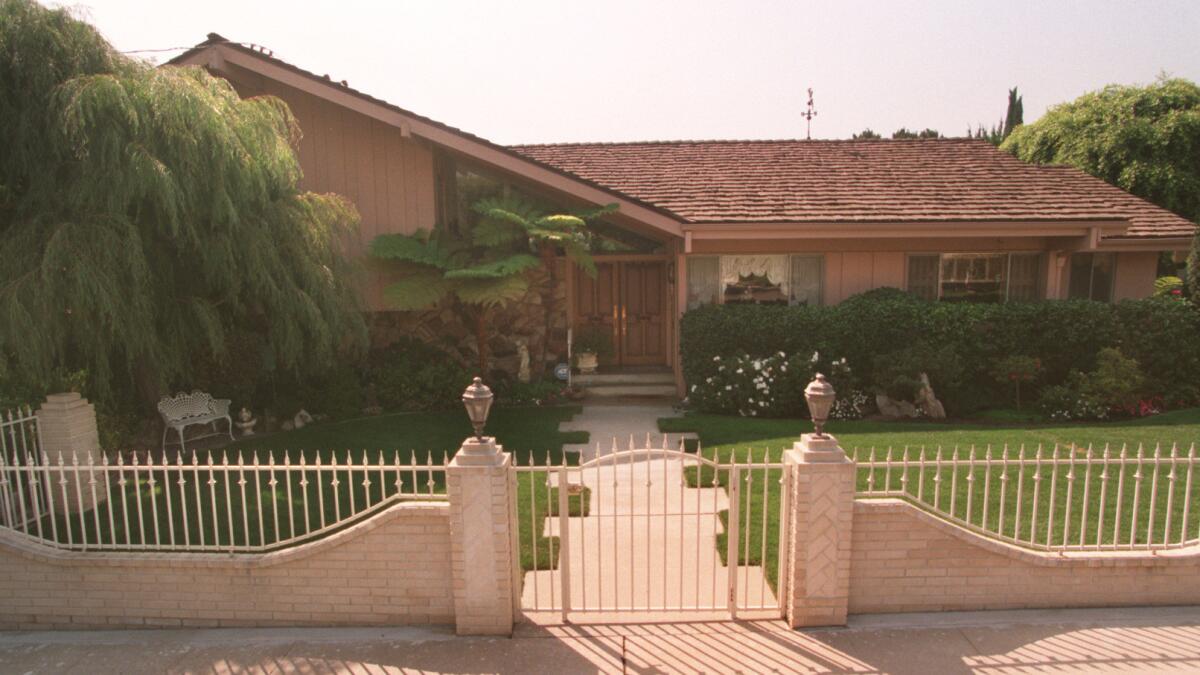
[0,502,453,630]
[849,499,1200,614]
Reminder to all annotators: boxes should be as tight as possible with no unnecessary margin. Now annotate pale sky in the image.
[59,0,1200,145]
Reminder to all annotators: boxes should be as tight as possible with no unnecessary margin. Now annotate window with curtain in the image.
[1007,253,1043,301]
[1068,252,1116,302]
[790,256,823,306]
[906,255,940,301]
[907,252,1045,302]
[686,256,720,310]
[685,255,823,308]
[721,255,790,305]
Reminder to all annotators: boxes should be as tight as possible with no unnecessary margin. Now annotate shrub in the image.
[681,291,1200,418]
[989,355,1042,409]
[1037,348,1153,421]
[366,338,470,412]
[687,350,853,418]
[495,378,570,407]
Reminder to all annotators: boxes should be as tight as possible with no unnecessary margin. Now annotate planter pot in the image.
[577,351,599,374]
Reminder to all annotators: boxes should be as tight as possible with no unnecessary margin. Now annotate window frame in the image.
[685,254,825,309]
[1067,252,1118,302]
[905,251,1045,302]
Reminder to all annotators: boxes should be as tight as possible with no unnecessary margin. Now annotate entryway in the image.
[518,439,788,623]
[573,259,669,368]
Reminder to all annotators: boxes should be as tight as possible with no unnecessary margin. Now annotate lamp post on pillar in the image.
[783,374,856,628]
[798,373,844,461]
[456,377,501,465]
[446,377,517,635]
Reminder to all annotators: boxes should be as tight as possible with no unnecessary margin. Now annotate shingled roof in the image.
[510,139,1195,239]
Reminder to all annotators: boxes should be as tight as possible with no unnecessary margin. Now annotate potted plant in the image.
[573,326,613,374]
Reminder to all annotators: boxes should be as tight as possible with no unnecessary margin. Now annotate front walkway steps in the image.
[575,368,678,399]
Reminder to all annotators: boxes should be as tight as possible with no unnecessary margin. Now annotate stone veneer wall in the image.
[849,499,1200,615]
[368,260,570,377]
[0,502,452,630]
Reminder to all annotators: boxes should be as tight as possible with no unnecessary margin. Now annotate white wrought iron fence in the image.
[0,406,44,533]
[517,435,788,619]
[853,443,1199,552]
[0,443,447,553]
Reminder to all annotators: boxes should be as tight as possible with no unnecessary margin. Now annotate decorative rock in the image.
[875,393,919,419]
[915,373,947,419]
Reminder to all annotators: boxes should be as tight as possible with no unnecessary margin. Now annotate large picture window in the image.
[686,255,823,309]
[1067,252,1116,302]
[906,252,1043,302]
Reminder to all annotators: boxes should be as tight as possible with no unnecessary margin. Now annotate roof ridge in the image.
[509,137,993,148]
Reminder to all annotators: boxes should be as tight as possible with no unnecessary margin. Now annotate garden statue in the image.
[236,407,257,436]
[516,339,531,383]
[293,409,313,430]
[915,373,947,419]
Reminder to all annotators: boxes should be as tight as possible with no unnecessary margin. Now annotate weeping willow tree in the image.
[0,0,366,407]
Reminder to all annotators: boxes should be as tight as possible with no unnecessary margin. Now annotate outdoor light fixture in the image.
[804,373,836,438]
[461,377,494,440]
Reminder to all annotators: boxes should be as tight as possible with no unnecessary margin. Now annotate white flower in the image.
[811,351,820,363]
[736,368,744,374]
[778,351,786,358]
[713,356,721,362]
[690,385,697,392]
[725,385,732,391]
[706,377,714,384]
[780,365,787,372]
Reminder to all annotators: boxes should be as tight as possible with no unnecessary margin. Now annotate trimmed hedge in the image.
[681,289,1200,415]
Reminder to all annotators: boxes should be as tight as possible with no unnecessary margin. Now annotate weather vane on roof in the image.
[802,88,817,140]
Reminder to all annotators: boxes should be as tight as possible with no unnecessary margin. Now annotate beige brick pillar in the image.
[783,433,855,628]
[446,435,517,636]
[35,392,105,515]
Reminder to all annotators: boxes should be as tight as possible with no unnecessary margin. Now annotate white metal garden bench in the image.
[157,391,234,453]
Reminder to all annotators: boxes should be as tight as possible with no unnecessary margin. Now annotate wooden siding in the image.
[222,64,437,309]
[1113,251,1159,301]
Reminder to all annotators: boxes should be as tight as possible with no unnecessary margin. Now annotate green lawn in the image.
[664,409,1200,591]
[27,406,587,557]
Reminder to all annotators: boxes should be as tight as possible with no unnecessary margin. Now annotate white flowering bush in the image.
[830,389,872,421]
[688,351,863,418]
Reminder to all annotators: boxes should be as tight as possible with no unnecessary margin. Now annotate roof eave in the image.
[683,219,1131,240]
[169,41,685,239]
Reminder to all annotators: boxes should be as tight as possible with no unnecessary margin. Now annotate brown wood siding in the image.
[222,65,437,309]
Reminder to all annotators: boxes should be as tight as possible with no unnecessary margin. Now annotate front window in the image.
[686,255,823,309]
[907,252,1043,302]
[1068,252,1116,302]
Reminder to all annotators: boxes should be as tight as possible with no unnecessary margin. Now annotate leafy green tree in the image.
[892,128,941,139]
[1002,78,1200,301]
[852,128,881,140]
[0,0,365,407]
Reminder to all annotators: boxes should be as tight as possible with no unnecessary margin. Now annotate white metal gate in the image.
[516,436,788,620]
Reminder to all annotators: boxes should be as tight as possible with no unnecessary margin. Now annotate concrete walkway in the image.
[560,403,693,460]
[1,606,1197,673]
[523,454,776,612]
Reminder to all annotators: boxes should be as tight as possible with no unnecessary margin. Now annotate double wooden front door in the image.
[574,260,668,366]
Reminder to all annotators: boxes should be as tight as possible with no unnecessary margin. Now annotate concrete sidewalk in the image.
[1,606,1197,674]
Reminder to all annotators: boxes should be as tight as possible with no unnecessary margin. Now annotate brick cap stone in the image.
[790,434,850,463]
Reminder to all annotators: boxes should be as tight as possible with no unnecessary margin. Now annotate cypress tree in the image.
[1002,87,1024,139]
